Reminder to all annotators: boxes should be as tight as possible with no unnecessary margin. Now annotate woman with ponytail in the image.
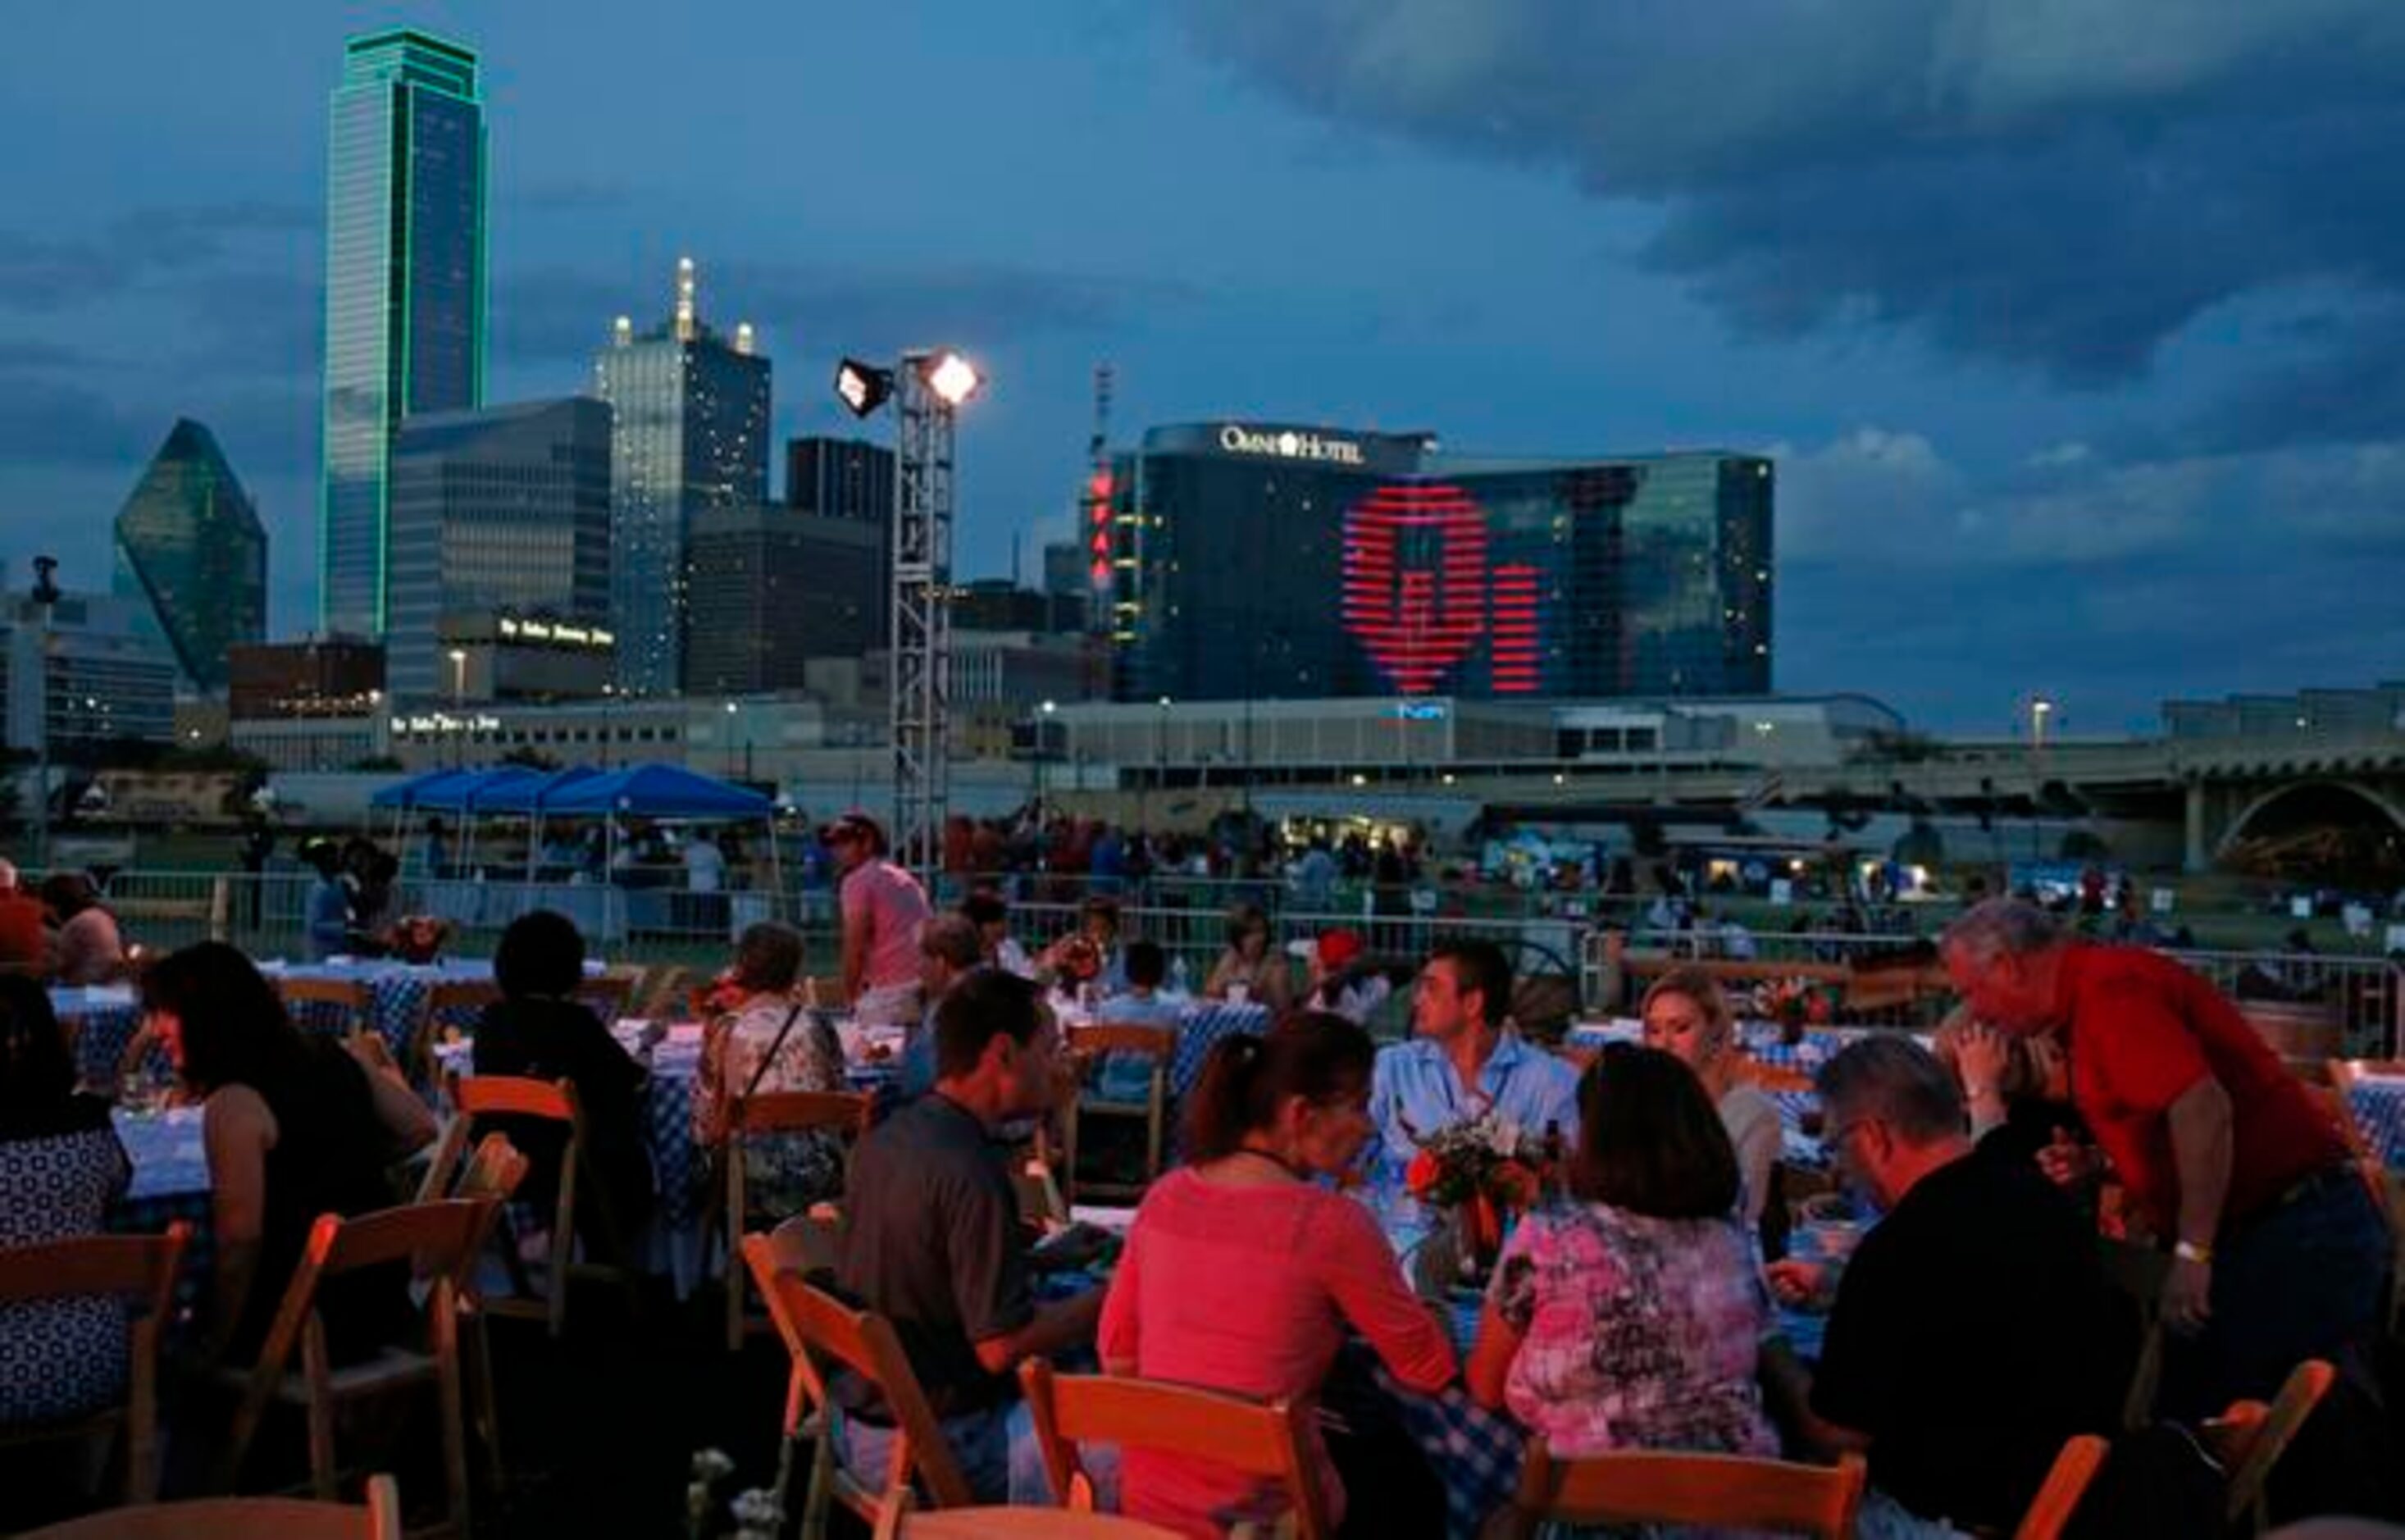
[1096,1012,1455,1538]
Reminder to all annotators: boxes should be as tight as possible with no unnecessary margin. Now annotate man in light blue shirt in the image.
[1369,936,1581,1172]
[1094,940,1184,1028]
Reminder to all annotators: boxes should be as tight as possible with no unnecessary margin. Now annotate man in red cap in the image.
[1305,928,1390,1023]
[823,812,933,1032]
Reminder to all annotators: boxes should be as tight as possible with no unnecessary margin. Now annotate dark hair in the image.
[1223,903,1270,951]
[0,975,75,1118]
[39,872,98,922]
[1567,1043,1739,1219]
[1184,1011,1374,1163]
[494,909,586,999]
[140,941,307,1097]
[959,889,1008,927]
[732,921,805,993]
[1815,1036,1965,1146]
[1081,895,1120,934]
[919,913,983,970]
[1124,939,1167,990]
[933,969,1045,1080]
[1428,936,1512,1028]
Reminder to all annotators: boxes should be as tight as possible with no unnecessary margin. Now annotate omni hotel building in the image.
[1098,423,1774,705]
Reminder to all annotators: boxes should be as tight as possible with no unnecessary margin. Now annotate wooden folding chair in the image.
[2204,1358,2338,1536]
[738,1232,974,1540]
[416,1132,531,1492]
[406,981,503,1087]
[1733,1055,1815,1094]
[0,1224,190,1503]
[1496,1443,1868,1540]
[444,1075,641,1338]
[1060,1022,1177,1205]
[20,1473,403,1539]
[722,1090,874,1351]
[2011,1433,2111,1540]
[873,1495,1181,1538]
[1020,1359,1330,1539]
[279,977,376,1041]
[219,1201,494,1536]
[2097,1236,2170,1431]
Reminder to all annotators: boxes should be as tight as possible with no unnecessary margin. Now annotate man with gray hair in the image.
[0,858,43,971]
[1767,1036,2125,1535]
[1940,896,2383,1415]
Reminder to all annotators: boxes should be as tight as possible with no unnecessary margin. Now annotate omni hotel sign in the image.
[1218,424,1366,467]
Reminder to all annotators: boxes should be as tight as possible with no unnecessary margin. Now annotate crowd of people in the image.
[4,802,2401,1537]
[0,858,127,985]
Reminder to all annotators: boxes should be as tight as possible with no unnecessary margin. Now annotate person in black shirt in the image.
[1767,1037,2129,1536]
[471,910,651,1258]
[813,970,1100,1504]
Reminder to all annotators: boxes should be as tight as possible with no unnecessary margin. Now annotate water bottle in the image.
[1169,955,1191,997]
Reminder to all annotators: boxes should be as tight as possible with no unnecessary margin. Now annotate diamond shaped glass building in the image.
[112,418,268,693]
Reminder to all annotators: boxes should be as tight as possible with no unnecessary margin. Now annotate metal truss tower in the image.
[888,353,955,884]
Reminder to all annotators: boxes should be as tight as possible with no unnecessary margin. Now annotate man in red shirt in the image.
[1942,899,2388,1413]
[0,859,45,973]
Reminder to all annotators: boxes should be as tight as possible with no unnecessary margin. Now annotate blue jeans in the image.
[2161,1166,2393,1417]
[837,1397,1050,1506]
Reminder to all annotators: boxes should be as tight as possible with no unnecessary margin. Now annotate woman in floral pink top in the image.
[1467,1042,1777,1459]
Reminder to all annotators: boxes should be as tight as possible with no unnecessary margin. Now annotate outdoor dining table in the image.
[55,984,144,1087]
[2348,1073,2405,1167]
[108,1104,214,1321]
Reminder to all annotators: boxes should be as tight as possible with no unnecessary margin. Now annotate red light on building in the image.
[1490,563,1541,693]
[1089,560,1110,585]
[1341,483,1487,695]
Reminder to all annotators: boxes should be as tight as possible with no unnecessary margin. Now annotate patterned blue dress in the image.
[0,1099,133,1424]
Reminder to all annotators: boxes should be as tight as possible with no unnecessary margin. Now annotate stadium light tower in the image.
[834,349,984,884]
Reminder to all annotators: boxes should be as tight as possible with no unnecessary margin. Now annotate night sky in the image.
[6,1,2403,733]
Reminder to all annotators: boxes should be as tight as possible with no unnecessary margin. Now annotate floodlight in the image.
[834,358,894,418]
[922,351,982,408]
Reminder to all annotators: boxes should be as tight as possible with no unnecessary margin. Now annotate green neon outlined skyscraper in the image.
[320,27,487,637]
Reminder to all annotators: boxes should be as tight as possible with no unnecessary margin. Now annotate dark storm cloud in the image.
[493,259,1196,364]
[0,203,312,307]
[1176,1,2405,389]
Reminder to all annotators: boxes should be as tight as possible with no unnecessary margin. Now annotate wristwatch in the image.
[2172,1239,2215,1265]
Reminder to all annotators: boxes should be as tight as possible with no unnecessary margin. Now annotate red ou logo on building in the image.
[1341,484,1488,695]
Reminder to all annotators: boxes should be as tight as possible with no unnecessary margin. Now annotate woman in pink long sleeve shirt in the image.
[1098,1013,1455,1538]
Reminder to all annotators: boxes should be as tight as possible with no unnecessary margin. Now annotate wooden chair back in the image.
[2011,1434,2111,1540]
[873,1497,1185,1539]
[1499,1444,1867,1540]
[738,1232,975,1531]
[277,977,375,1039]
[446,1074,633,1337]
[2207,1358,2338,1534]
[224,1201,491,1524]
[0,1224,191,1503]
[408,979,503,1083]
[722,1091,876,1350]
[1733,1055,1815,1093]
[17,1474,403,1539]
[1062,1021,1177,1204]
[1020,1359,1328,1538]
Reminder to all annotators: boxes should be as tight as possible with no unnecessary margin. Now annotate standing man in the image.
[1941,897,2388,1412]
[824,810,932,1032]
[1369,936,1579,1169]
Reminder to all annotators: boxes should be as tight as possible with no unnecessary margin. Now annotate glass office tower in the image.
[594,261,772,695]
[1112,423,1774,703]
[112,418,267,694]
[320,28,487,637]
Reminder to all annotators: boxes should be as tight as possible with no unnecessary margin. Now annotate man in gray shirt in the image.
[831,968,1101,1502]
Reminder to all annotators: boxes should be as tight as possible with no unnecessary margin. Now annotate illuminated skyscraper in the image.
[594,259,771,694]
[112,419,267,695]
[319,27,487,637]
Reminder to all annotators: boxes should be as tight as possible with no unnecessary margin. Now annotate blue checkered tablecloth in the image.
[1565,1019,1833,1168]
[56,988,143,1086]
[2348,1077,2405,1169]
[1168,1000,1273,1098]
[110,1107,214,1324]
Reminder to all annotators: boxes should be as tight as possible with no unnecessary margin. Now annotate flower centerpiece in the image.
[1752,976,1839,1044]
[1402,1113,1551,1284]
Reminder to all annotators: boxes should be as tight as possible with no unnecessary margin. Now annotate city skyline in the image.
[3,3,2403,733]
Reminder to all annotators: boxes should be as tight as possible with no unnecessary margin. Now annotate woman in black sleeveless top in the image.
[143,943,436,1365]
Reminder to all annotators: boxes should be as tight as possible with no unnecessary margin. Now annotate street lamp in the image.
[447,649,468,768]
[2030,696,2054,752]
[1034,699,1058,816]
[29,556,59,872]
[725,699,740,778]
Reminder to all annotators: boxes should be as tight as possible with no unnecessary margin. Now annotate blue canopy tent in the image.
[541,764,780,902]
